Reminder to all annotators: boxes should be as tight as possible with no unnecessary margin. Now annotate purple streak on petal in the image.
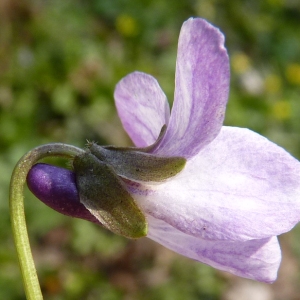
[27,163,100,224]
[147,216,281,283]
[114,72,170,147]
[133,127,300,241]
[153,18,230,158]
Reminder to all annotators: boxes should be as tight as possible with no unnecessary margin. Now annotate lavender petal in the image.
[148,216,281,283]
[114,71,170,147]
[153,18,230,158]
[133,127,300,241]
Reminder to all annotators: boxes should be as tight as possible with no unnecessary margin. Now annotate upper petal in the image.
[114,71,170,147]
[131,127,300,241]
[147,216,281,283]
[153,18,230,158]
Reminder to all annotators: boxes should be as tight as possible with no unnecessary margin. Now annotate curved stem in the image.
[9,143,84,300]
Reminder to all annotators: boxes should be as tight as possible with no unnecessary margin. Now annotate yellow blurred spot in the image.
[231,52,251,74]
[272,100,291,120]
[264,74,282,94]
[116,14,139,37]
[286,63,300,85]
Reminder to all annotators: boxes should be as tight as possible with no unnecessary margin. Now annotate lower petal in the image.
[147,216,281,283]
[131,126,300,241]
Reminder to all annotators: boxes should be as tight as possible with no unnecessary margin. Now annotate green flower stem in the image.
[9,143,84,300]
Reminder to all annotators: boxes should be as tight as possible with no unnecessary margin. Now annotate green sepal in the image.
[89,143,186,182]
[73,152,147,239]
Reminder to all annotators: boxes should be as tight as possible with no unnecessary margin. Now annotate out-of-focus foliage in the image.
[1,0,300,299]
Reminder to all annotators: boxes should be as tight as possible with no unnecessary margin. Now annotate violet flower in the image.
[27,18,300,283]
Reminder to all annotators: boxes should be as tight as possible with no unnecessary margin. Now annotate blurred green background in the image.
[1,0,300,299]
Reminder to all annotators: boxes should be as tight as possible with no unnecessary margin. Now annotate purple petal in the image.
[27,163,100,224]
[153,18,230,158]
[114,72,170,147]
[131,127,300,241]
[147,216,281,283]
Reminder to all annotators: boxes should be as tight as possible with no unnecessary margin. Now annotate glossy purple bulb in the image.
[27,163,100,225]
